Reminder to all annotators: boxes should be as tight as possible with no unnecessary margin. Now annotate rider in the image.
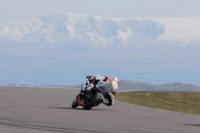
[80,75,119,106]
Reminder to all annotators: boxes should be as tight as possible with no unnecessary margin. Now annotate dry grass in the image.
[115,91,200,115]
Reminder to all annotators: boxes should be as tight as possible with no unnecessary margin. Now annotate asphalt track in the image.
[0,87,200,133]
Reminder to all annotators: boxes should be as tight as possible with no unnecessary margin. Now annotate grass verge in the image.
[115,91,200,115]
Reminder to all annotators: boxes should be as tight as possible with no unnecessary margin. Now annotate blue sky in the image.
[1,0,200,86]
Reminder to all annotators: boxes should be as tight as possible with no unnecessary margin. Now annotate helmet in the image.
[112,76,119,88]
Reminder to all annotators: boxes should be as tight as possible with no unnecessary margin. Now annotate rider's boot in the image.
[102,98,109,104]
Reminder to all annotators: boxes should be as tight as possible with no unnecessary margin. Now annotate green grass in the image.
[115,91,200,115]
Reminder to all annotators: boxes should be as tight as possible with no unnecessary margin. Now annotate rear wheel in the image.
[83,91,101,110]
[71,98,79,108]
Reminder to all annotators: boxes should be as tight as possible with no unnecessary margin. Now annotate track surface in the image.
[0,86,200,133]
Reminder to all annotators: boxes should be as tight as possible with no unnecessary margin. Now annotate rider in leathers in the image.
[80,75,119,106]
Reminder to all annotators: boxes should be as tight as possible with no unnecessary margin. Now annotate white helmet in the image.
[112,76,119,82]
[112,76,119,88]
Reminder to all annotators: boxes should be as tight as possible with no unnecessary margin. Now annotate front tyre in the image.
[83,91,101,110]
[71,98,79,108]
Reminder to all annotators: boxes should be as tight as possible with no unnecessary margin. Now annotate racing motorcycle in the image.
[71,81,112,110]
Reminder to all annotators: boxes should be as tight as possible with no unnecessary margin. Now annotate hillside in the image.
[74,80,200,92]
[119,80,200,92]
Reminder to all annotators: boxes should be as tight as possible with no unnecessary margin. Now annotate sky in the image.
[1,0,200,86]
[1,0,200,25]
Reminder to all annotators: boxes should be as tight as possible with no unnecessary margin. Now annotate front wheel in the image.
[71,98,79,108]
[83,91,101,110]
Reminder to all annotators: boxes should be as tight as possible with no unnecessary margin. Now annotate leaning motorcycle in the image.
[71,81,112,110]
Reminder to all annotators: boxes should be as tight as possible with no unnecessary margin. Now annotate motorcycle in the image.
[71,81,112,110]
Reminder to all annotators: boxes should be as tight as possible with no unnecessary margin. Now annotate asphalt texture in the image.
[0,86,200,133]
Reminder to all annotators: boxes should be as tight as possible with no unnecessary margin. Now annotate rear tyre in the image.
[83,91,101,110]
[71,98,79,108]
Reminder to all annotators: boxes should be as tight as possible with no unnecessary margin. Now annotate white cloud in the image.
[66,24,76,38]
[41,25,56,43]
[117,28,132,46]
[179,39,191,48]
[153,17,200,42]
[0,26,23,41]
[1,14,200,50]
[0,13,165,47]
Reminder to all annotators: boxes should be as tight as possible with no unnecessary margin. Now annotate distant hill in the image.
[2,80,199,92]
[119,80,200,92]
[74,80,200,92]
